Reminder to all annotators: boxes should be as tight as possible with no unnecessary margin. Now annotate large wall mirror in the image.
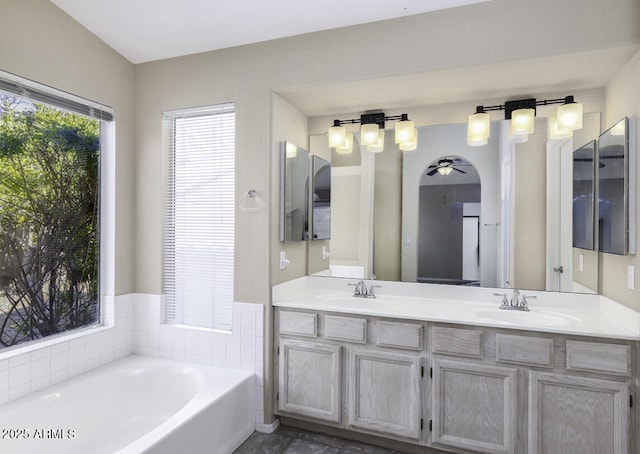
[309,114,602,294]
[280,141,310,242]
[598,117,636,255]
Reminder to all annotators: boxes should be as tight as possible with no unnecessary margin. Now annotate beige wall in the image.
[603,51,640,310]
[0,0,136,295]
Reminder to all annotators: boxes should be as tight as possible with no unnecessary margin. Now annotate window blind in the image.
[163,103,235,331]
[0,70,113,121]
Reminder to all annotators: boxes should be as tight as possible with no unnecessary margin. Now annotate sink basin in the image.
[473,309,581,327]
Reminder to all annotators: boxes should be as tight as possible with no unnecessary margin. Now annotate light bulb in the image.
[361,123,380,146]
[557,101,582,131]
[336,132,353,154]
[328,123,346,148]
[510,108,535,136]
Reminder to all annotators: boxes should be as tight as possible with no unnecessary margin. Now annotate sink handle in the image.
[493,292,509,309]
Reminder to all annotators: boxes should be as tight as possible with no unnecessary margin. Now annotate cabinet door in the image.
[528,371,629,454]
[432,359,517,454]
[278,339,341,423]
[348,349,421,440]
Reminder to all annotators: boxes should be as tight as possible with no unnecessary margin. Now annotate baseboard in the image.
[255,418,280,434]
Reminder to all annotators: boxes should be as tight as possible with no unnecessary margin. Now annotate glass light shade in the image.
[328,124,347,148]
[399,128,418,151]
[361,123,380,146]
[286,142,297,158]
[395,119,415,144]
[548,115,572,140]
[437,166,453,176]
[467,112,490,146]
[336,132,353,154]
[557,102,583,131]
[367,130,385,153]
[510,108,535,136]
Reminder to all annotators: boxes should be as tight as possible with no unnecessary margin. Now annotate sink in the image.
[473,309,581,327]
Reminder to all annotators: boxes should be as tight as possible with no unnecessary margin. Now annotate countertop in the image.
[273,277,640,341]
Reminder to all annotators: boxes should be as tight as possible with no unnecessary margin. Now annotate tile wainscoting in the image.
[0,293,265,427]
[132,293,265,426]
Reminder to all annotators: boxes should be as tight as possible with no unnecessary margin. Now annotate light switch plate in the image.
[579,254,584,272]
[628,265,635,290]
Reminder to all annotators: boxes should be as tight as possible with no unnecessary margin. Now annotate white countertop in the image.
[273,277,640,341]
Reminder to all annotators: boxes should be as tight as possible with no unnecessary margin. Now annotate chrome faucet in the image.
[349,280,381,299]
[494,288,535,311]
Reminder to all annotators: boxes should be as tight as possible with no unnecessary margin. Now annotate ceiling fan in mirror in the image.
[426,158,469,176]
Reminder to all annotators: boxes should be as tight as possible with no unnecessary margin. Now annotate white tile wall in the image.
[0,294,134,406]
[131,294,265,425]
[0,293,265,427]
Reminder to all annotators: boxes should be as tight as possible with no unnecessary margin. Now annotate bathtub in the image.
[0,355,255,454]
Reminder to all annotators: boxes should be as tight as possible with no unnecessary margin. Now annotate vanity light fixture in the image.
[327,111,417,153]
[466,96,583,145]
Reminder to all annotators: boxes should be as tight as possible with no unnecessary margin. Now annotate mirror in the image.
[598,117,635,255]
[311,155,331,240]
[310,115,602,293]
[573,140,596,250]
[279,141,310,242]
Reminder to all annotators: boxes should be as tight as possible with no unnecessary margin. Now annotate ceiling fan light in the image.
[437,166,453,176]
[395,116,415,144]
[467,111,490,146]
[367,130,385,153]
[548,115,572,140]
[336,132,354,154]
[510,108,535,136]
[361,123,380,146]
[328,120,347,148]
[556,98,582,131]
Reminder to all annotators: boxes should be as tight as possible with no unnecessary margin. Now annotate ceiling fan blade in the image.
[452,167,467,174]
[427,168,439,176]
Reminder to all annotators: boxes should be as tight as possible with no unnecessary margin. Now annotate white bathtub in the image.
[0,355,255,454]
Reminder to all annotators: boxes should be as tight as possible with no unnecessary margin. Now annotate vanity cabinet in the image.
[528,371,630,454]
[274,307,637,454]
[431,359,517,454]
[348,348,421,439]
[278,338,341,423]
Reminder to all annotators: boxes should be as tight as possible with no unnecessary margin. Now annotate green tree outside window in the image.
[0,94,100,349]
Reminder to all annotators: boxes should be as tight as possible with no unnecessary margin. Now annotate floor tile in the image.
[234,426,403,454]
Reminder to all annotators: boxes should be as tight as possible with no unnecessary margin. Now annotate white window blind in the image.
[163,103,235,331]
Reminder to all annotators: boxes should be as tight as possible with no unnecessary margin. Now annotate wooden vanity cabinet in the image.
[275,308,637,454]
[275,309,426,443]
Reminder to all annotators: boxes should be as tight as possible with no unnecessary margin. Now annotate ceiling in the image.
[278,46,640,117]
[49,0,488,64]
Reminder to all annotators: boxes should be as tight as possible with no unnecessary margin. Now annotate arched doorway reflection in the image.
[418,157,481,286]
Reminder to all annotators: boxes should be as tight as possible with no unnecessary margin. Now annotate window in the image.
[163,104,235,331]
[0,72,112,350]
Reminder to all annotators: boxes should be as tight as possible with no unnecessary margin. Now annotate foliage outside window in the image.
[0,92,100,349]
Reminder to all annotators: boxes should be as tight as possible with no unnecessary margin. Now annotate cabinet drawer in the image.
[376,321,422,350]
[496,334,553,367]
[325,315,367,344]
[279,311,317,337]
[432,327,482,358]
[566,340,631,377]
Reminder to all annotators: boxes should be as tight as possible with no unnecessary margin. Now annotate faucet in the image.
[494,288,535,311]
[349,280,381,299]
